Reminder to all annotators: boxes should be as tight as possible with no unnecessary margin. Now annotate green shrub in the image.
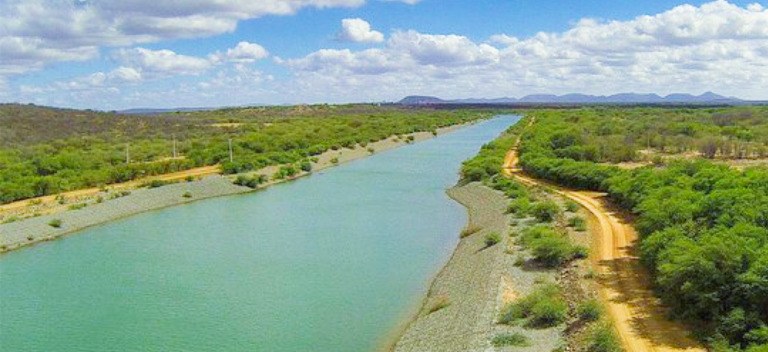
[330,157,339,164]
[68,203,87,210]
[499,282,567,328]
[485,232,501,247]
[520,226,587,267]
[145,179,172,188]
[48,219,62,228]
[577,299,602,322]
[569,216,587,231]
[299,161,312,172]
[367,147,375,154]
[531,200,561,222]
[182,191,192,198]
[491,333,530,347]
[585,322,621,352]
[565,200,580,212]
[508,197,532,216]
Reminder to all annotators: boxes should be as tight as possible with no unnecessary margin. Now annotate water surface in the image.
[0,116,518,352]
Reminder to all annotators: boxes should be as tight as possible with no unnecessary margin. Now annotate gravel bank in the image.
[0,176,249,252]
[392,183,561,352]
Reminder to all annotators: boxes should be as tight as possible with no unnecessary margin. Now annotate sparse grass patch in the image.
[2,216,20,224]
[485,232,502,247]
[68,203,87,210]
[531,200,561,223]
[428,296,451,314]
[577,299,603,322]
[514,255,526,267]
[460,224,482,238]
[499,282,567,328]
[565,200,580,212]
[182,191,192,198]
[491,332,531,347]
[48,219,62,228]
[569,216,587,231]
[584,322,621,352]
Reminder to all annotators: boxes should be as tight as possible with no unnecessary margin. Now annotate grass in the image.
[68,203,87,210]
[491,332,531,347]
[577,299,603,322]
[182,191,192,198]
[531,200,561,223]
[460,224,482,238]
[330,157,339,164]
[499,282,567,328]
[485,232,502,247]
[48,219,62,228]
[428,296,451,314]
[565,200,580,212]
[569,216,587,231]
[584,322,621,352]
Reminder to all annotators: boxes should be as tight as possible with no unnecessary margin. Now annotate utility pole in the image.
[125,143,130,164]
[228,138,233,162]
[172,136,178,158]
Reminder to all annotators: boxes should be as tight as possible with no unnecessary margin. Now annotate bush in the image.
[484,232,501,247]
[145,179,172,188]
[531,200,561,222]
[569,216,587,231]
[182,191,192,198]
[520,226,586,267]
[48,219,62,228]
[330,157,339,164]
[577,299,602,322]
[491,333,530,347]
[499,282,567,327]
[299,161,312,172]
[585,322,621,352]
[68,203,87,210]
[508,197,533,217]
[565,200,580,212]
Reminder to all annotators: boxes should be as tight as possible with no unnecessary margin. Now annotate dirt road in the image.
[503,148,704,352]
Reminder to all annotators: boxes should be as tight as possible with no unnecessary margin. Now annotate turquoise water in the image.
[0,116,518,352]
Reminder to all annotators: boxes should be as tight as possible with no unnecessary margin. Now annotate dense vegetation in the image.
[516,107,768,350]
[0,104,487,204]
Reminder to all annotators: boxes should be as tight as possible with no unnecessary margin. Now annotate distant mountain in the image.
[118,107,220,115]
[398,92,742,105]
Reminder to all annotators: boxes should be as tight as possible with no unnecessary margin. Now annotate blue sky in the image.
[0,0,766,109]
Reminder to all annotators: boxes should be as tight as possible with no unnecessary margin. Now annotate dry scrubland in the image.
[459,107,768,351]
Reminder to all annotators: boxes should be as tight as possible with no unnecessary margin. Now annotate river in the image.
[0,115,519,352]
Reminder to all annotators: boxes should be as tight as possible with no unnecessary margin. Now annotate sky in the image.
[0,0,766,110]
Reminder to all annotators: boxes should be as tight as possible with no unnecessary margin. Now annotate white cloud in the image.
[282,1,768,101]
[114,48,213,76]
[0,0,370,78]
[337,18,384,43]
[211,41,269,63]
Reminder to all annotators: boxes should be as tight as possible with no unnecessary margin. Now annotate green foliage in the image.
[565,200,580,212]
[577,299,603,322]
[484,232,501,247]
[182,191,192,198]
[531,200,561,222]
[515,107,768,347]
[499,282,567,328]
[519,225,587,267]
[569,216,587,231]
[585,322,622,352]
[48,219,62,228]
[233,174,268,189]
[491,333,531,347]
[0,104,485,204]
[299,161,312,172]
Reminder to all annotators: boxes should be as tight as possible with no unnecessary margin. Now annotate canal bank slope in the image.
[0,122,474,254]
[392,182,561,352]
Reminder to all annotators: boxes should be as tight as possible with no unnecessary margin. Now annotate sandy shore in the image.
[391,183,561,352]
[0,121,476,254]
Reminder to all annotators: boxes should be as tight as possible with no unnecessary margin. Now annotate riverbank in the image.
[391,182,561,352]
[0,121,476,254]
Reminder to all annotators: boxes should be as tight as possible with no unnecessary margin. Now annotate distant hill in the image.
[118,107,220,115]
[398,92,743,105]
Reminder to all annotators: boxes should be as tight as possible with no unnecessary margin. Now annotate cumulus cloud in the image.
[337,18,384,43]
[211,42,270,63]
[114,48,212,76]
[283,1,768,100]
[0,0,373,78]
